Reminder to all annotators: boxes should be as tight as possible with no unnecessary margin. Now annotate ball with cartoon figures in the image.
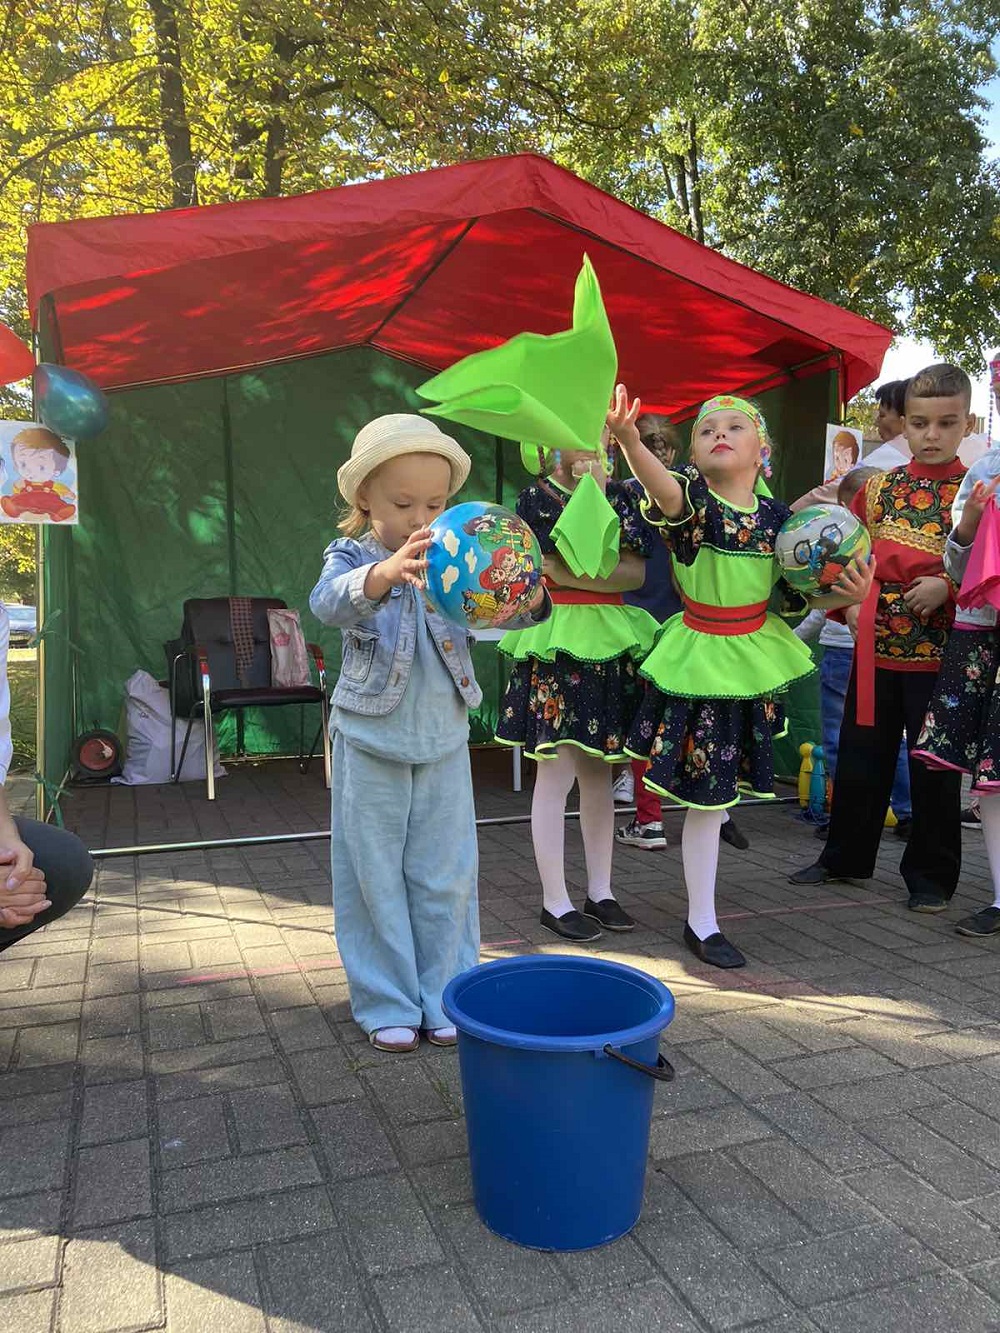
[423,502,543,629]
[776,504,871,599]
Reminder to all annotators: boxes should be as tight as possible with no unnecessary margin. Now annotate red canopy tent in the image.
[26,155,893,806]
[27,153,891,417]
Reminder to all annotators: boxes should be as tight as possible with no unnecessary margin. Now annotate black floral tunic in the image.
[496,480,657,762]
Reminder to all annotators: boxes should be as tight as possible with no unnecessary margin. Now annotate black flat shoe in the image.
[720,818,750,851]
[788,862,848,886]
[583,897,636,931]
[893,817,913,842]
[907,894,949,914]
[540,909,602,942]
[683,923,746,969]
[814,822,830,841]
[955,906,1000,937]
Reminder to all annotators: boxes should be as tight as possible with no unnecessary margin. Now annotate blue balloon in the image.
[34,364,109,440]
[423,501,543,630]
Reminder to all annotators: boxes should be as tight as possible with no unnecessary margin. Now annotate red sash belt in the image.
[546,581,624,606]
[681,596,769,635]
[855,578,880,728]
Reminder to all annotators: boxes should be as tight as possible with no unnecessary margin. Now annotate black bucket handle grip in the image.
[602,1044,675,1082]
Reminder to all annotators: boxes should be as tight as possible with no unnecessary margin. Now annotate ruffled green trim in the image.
[639,613,815,699]
[495,735,630,764]
[640,469,693,528]
[621,749,781,809]
[499,603,659,663]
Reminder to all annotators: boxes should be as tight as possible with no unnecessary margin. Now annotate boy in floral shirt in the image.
[792,364,975,911]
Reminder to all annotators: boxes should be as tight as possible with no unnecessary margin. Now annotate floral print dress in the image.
[495,479,658,762]
[913,451,1000,794]
[626,466,815,808]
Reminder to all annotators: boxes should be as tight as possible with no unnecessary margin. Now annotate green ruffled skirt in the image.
[639,611,814,699]
[500,603,659,665]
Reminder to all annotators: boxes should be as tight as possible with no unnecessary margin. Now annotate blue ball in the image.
[424,502,543,630]
[34,364,109,441]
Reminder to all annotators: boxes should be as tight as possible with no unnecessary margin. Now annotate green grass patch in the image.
[9,648,37,771]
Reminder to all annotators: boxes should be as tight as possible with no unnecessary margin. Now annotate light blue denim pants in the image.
[330,732,480,1033]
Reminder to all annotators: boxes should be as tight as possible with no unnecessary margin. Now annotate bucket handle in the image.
[602,1044,675,1082]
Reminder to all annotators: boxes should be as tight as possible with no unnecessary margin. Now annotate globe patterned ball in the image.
[423,502,543,630]
[776,504,871,599]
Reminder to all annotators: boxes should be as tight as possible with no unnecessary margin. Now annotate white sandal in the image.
[368,1026,419,1052]
[425,1026,458,1047]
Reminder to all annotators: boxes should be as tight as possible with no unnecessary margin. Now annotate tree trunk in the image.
[688,118,704,244]
[145,0,198,207]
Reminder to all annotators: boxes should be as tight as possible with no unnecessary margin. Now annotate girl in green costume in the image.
[495,438,659,941]
[609,385,874,969]
[416,257,663,945]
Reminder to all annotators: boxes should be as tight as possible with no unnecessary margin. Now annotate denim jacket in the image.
[309,532,550,717]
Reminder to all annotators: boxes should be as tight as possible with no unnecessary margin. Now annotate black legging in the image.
[0,817,93,952]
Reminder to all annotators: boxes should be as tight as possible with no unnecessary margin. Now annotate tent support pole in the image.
[87,796,798,858]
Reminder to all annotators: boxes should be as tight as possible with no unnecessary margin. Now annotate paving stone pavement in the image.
[3,757,1000,1332]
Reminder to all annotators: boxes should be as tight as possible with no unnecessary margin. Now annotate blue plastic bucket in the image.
[442,954,675,1251]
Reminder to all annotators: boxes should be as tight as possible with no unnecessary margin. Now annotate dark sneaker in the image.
[720,817,750,850]
[907,894,949,914]
[583,897,636,932]
[540,909,602,942]
[961,807,983,831]
[788,861,849,886]
[682,923,746,969]
[955,906,1000,937]
[893,817,913,842]
[814,821,830,841]
[615,818,667,850]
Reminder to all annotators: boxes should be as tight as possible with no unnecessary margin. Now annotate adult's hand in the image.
[0,865,50,929]
[0,836,34,890]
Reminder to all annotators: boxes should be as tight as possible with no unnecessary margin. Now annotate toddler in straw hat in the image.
[310,414,549,1053]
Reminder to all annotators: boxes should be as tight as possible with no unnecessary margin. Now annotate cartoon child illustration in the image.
[827,430,861,483]
[479,544,536,608]
[1,427,77,522]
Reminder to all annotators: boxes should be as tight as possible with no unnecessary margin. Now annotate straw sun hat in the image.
[337,414,471,506]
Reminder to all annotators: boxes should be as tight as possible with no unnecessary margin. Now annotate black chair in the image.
[165,597,330,800]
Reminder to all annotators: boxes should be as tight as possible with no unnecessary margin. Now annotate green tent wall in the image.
[38,345,834,802]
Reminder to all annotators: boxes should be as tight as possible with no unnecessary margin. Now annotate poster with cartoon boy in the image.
[0,422,79,525]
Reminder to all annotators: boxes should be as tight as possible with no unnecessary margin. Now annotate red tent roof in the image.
[26,154,891,416]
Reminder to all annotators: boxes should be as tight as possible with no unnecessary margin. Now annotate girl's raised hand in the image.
[606,384,642,452]
[954,475,999,547]
[966,476,1000,522]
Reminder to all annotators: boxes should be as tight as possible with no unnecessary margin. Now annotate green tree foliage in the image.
[0,524,37,605]
[1,0,997,370]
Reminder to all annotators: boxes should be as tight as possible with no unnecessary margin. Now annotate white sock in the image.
[531,750,577,917]
[979,794,1000,909]
[722,811,731,825]
[576,752,616,903]
[682,808,726,939]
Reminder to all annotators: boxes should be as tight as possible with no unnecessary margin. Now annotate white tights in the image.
[681,807,726,940]
[979,793,1000,909]
[531,749,616,917]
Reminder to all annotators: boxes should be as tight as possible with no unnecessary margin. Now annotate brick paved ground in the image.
[3,754,1000,1332]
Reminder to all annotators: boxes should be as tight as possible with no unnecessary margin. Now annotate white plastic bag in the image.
[113,669,225,785]
[268,608,310,688]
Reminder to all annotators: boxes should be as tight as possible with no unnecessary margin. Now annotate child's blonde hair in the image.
[338,500,370,539]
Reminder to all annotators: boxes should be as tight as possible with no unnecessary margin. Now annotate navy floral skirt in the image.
[626,689,786,808]
[496,653,643,761]
[913,627,1000,793]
